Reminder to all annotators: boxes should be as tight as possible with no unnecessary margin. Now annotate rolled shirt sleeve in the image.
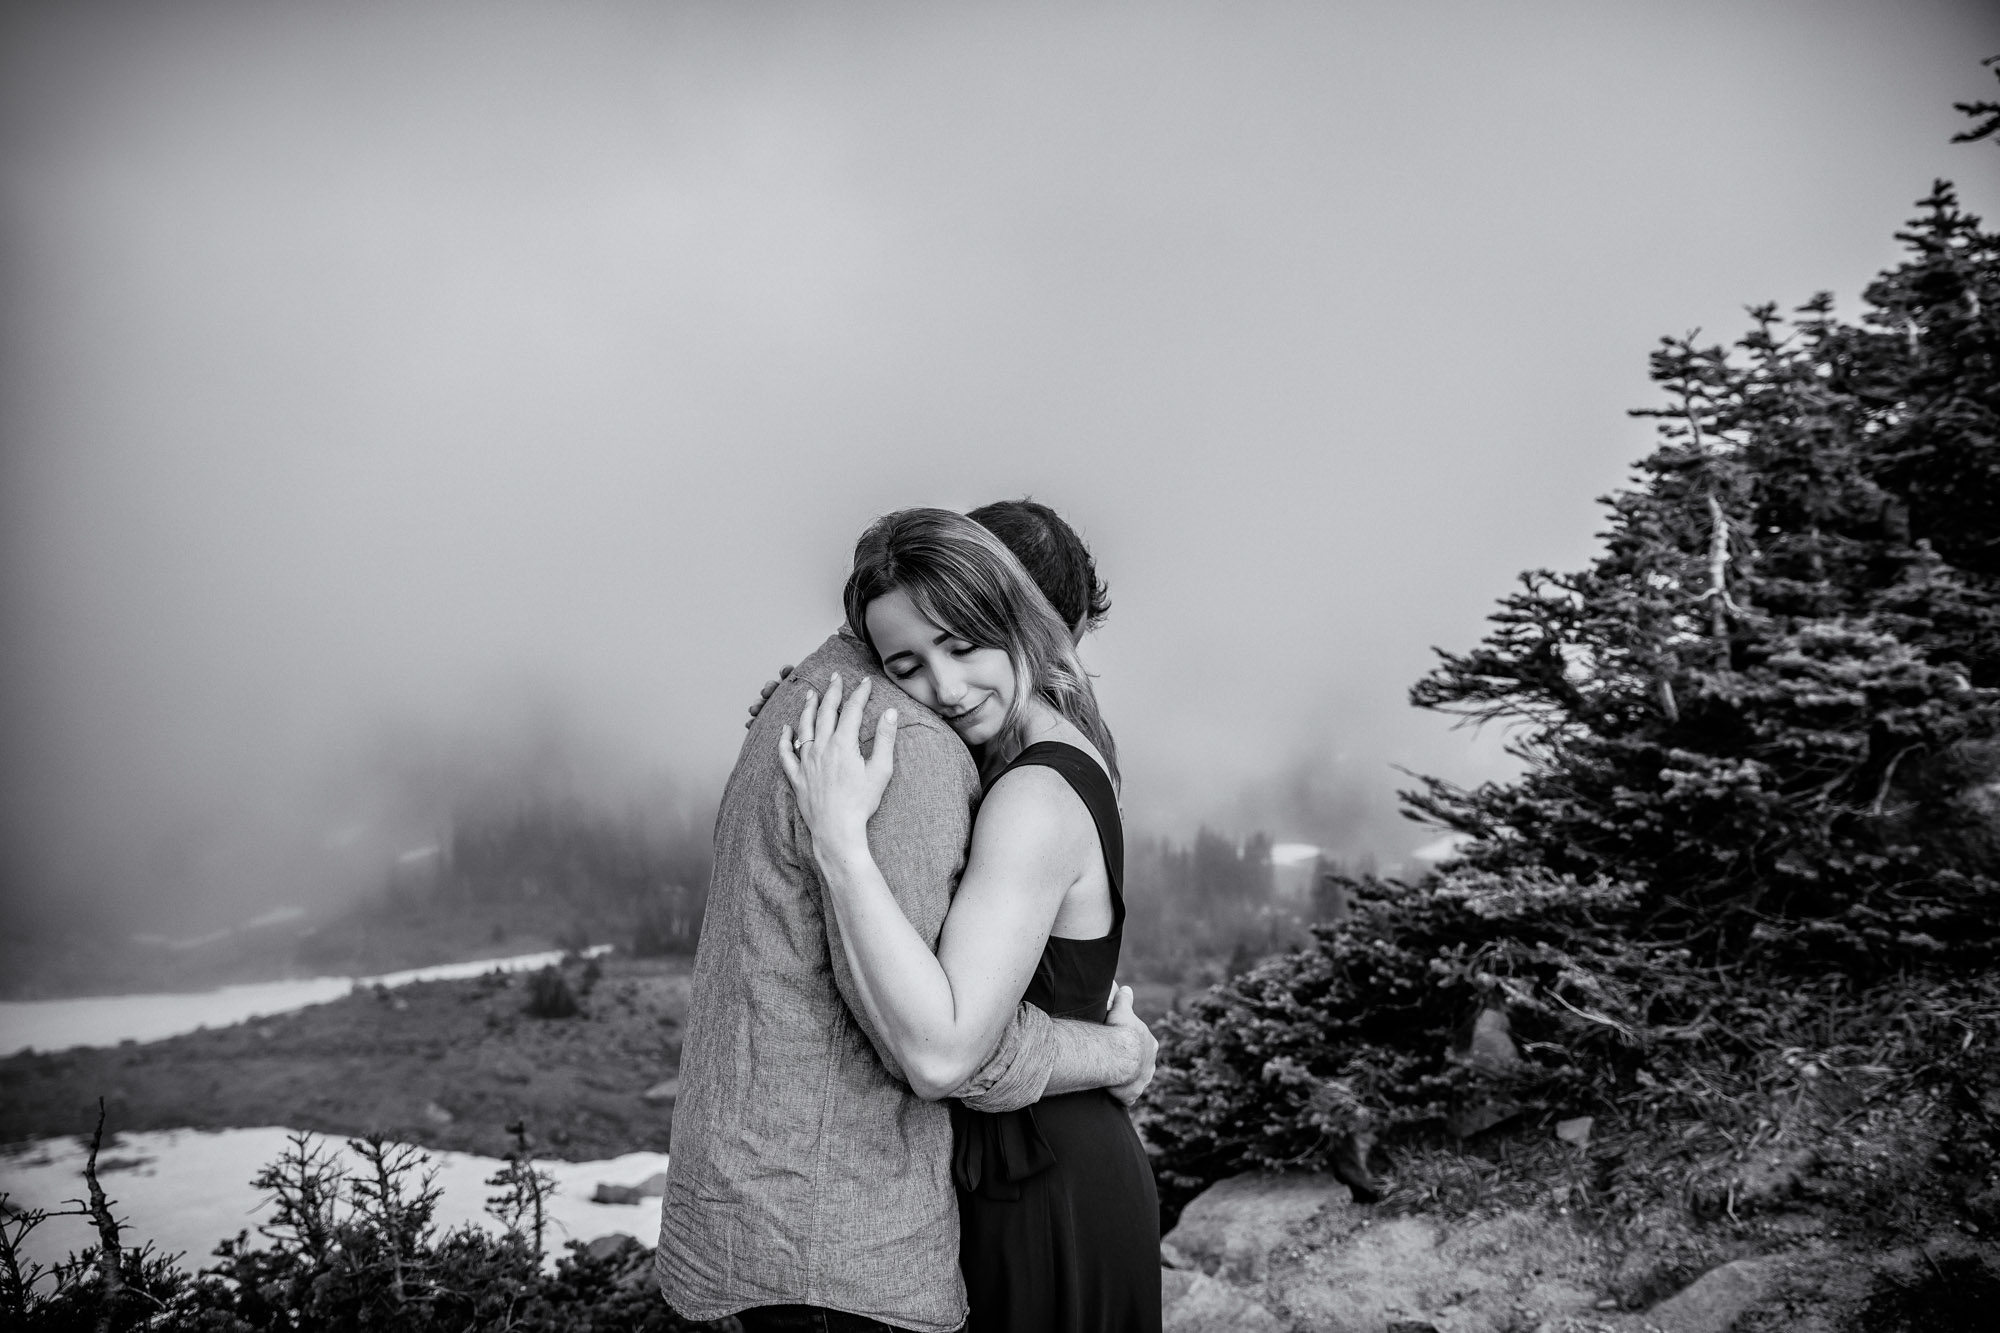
[950,1000,1057,1112]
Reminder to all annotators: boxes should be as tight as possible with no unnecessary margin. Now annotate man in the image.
[657,501,1154,1333]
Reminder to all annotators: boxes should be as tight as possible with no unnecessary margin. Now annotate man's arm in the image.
[952,985,1157,1113]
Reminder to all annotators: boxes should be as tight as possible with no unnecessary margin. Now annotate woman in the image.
[778,508,1160,1333]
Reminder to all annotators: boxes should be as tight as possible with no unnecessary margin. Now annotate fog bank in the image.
[3,0,1995,937]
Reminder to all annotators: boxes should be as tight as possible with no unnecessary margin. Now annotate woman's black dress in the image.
[951,741,1161,1333]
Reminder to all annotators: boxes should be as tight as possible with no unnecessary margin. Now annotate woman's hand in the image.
[778,672,898,854]
[744,665,795,728]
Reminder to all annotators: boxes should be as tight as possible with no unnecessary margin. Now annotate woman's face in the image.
[865,587,1017,747]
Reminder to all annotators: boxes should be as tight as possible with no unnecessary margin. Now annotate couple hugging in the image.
[656,501,1162,1333]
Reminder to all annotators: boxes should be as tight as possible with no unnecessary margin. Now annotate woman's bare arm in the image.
[812,770,1089,1098]
[783,677,1096,1099]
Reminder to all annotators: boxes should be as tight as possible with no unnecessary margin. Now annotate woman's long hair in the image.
[844,507,1118,785]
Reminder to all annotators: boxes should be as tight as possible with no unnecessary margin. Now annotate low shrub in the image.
[523,966,581,1019]
[1,1125,727,1332]
[1141,866,1698,1201]
[1144,865,2000,1226]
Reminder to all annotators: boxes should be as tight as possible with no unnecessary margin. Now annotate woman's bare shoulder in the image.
[977,763,1095,838]
[964,764,1096,890]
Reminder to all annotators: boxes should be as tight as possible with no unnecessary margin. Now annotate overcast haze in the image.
[3,0,1997,938]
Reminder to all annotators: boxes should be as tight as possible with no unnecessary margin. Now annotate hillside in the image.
[0,955,688,1160]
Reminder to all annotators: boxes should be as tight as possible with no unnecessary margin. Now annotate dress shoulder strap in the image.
[987,741,1123,899]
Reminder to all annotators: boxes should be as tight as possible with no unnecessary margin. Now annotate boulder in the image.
[1644,1256,1783,1333]
[1462,1007,1521,1073]
[1331,1131,1387,1203]
[1162,1172,1353,1282]
[592,1182,646,1205]
[1160,1270,1284,1332]
[585,1232,636,1261]
[1271,1206,1600,1333]
[1445,1009,1530,1139]
[1555,1116,1593,1148]
[593,1171,669,1204]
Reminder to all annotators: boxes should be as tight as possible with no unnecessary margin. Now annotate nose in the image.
[931,661,967,706]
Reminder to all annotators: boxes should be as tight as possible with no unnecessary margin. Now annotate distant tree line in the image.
[300,802,714,973]
[325,790,1320,987]
[439,803,712,957]
[1123,829,1370,986]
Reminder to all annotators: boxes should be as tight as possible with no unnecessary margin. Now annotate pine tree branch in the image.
[0,1192,44,1315]
[1950,55,2000,145]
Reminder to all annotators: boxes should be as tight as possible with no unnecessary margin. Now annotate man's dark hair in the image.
[967,498,1110,636]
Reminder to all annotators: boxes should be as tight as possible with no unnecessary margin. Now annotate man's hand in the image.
[1104,984,1157,1106]
[745,665,795,728]
[970,990,1155,1110]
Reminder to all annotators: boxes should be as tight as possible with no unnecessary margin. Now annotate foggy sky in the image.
[4,0,1998,935]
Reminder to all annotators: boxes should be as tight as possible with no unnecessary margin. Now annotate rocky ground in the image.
[1146,970,2000,1332]
[1157,1152,2000,1332]
[0,955,689,1160]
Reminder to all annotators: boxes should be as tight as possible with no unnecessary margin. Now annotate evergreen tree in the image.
[1406,174,2000,972]
[1145,72,2000,1202]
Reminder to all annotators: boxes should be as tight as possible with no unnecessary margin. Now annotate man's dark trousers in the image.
[736,1304,914,1333]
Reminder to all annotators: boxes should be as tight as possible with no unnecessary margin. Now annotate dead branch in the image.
[80,1100,127,1333]
[1549,988,1638,1043]
[1697,493,1740,647]
[1870,744,1920,816]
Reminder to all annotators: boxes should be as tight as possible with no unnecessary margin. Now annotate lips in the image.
[943,697,987,725]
